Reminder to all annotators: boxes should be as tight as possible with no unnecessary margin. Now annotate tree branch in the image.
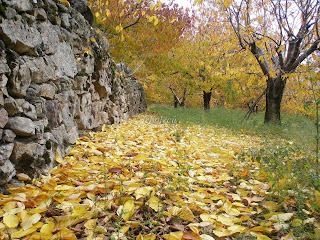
[123,17,141,30]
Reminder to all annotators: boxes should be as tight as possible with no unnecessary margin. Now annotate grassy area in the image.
[149,105,316,151]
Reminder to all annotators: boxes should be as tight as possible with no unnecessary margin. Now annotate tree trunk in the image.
[180,88,186,108]
[174,96,178,108]
[264,75,286,124]
[203,91,212,111]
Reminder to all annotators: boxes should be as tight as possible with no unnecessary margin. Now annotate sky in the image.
[163,0,194,10]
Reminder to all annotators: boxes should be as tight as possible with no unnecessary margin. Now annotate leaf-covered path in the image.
[0,115,300,239]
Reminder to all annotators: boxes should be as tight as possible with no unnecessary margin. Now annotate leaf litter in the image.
[0,114,318,239]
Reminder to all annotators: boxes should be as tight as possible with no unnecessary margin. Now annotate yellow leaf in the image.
[136,233,156,240]
[315,190,320,206]
[3,214,19,228]
[21,213,42,230]
[199,235,215,240]
[40,222,55,234]
[122,199,135,221]
[154,17,159,26]
[94,225,107,233]
[84,219,97,230]
[90,37,96,43]
[262,201,279,212]
[17,173,31,181]
[84,47,92,55]
[106,8,111,17]
[55,151,64,164]
[212,227,232,237]
[71,206,86,217]
[147,196,163,212]
[120,10,124,17]
[52,227,77,240]
[223,0,233,7]
[11,222,44,238]
[58,0,70,7]
[292,218,303,227]
[256,234,272,240]
[178,206,194,221]
[162,231,183,240]
[216,215,234,226]
[268,213,294,222]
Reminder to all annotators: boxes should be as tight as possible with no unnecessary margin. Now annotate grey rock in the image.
[0,17,42,55]
[6,117,35,136]
[34,8,47,21]
[0,143,14,164]
[66,126,78,144]
[4,7,17,19]
[45,100,60,128]
[0,92,3,107]
[73,76,88,92]
[0,74,8,96]
[33,98,46,118]
[0,57,10,75]
[33,120,44,140]
[8,57,31,97]
[52,42,77,79]
[0,129,2,140]
[61,13,70,28]
[10,139,43,165]
[38,22,61,55]
[28,56,56,83]
[0,108,8,128]
[3,129,16,142]
[4,97,20,116]
[21,13,36,24]
[0,160,16,185]
[21,101,37,120]
[69,0,93,25]
[51,124,67,145]
[39,83,56,99]
[3,0,33,12]
[0,61,10,75]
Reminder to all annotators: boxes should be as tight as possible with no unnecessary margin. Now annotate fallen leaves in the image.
[0,114,318,239]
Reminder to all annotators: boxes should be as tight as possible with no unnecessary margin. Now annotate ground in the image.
[0,114,318,240]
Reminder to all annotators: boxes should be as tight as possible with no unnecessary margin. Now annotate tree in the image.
[215,0,320,124]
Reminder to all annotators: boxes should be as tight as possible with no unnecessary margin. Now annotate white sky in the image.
[163,0,194,10]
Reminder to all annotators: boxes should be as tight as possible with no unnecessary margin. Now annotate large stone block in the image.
[0,160,16,185]
[39,83,56,99]
[4,97,21,116]
[10,139,44,173]
[52,42,77,79]
[0,108,8,128]
[0,143,14,165]
[3,0,33,12]
[8,57,31,97]
[6,117,35,136]
[0,17,42,55]
[27,56,56,83]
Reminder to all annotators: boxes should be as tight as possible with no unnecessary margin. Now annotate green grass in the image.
[148,105,316,151]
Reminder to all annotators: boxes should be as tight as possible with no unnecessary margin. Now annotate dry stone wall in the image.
[0,0,147,189]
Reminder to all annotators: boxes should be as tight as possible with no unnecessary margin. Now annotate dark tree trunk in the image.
[203,91,212,111]
[264,75,286,124]
[174,96,178,108]
[180,88,186,108]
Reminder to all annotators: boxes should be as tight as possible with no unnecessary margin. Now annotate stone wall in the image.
[0,0,147,188]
